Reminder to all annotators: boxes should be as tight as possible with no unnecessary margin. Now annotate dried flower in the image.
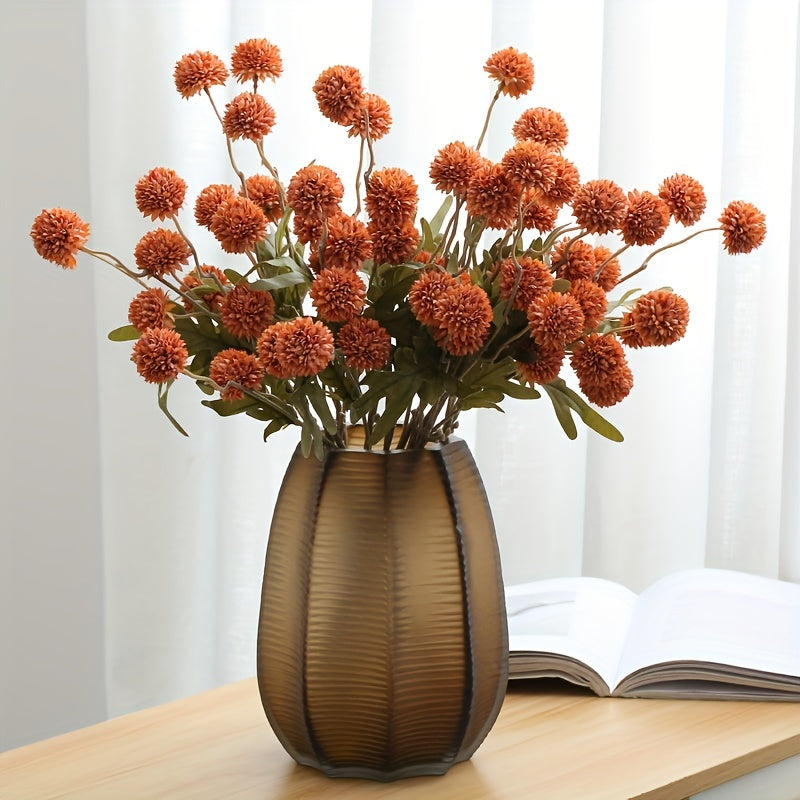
[627,290,690,347]
[408,270,459,325]
[527,291,585,349]
[194,183,237,228]
[242,175,282,223]
[571,179,628,235]
[515,339,564,385]
[498,257,554,311]
[365,168,419,228]
[719,200,767,254]
[128,287,173,331]
[174,50,228,99]
[219,283,275,339]
[222,92,276,141]
[210,195,268,253]
[431,283,493,356]
[570,334,633,407]
[368,220,420,265]
[30,208,89,269]
[180,264,229,311]
[131,327,188,384]
[231,38,283,84]
[134,229,191,277]
[484,47,534,97]
[465,162,519,229]
[620,190,671,246]
[313,65,364,125]
[320,213,372,270]
[568,279,607,330]
[512,107,569,150]
[658,174,706,226]
[257,318,334,378]
[287,165,344,220]
[430,142,486,196]
[209,348,264,401]
[348,93,392,140]
[310,267,366,322]
[337,317,392,371]
[135,167,187,221]
[501,140,560,193]
[552,239,596,283]
[592,245,621,292]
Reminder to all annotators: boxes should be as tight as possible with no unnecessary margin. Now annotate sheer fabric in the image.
[4,0,798,746]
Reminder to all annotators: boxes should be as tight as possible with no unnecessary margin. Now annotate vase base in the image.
[294,754,463,781]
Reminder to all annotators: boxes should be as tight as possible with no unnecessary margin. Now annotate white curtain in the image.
[3,0,798,749]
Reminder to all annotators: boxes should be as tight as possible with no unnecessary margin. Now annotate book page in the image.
[615,568,800,691]
[506,576,637,693]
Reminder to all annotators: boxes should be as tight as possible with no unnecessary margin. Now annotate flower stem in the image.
[476,86,503,151]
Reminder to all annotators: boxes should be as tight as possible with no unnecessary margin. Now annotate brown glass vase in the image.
[255,435,508,780]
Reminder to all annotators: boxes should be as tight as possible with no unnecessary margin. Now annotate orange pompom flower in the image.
[429,141,485,196]
[257,318,334,378]
[287,165,344,220]
[30,207,90,269]
[194,183,237,229]
[368,220,420,265]
[484,47,534,98]
[521,193,559,232]
[321,212,372,270]
[180,264,229,312]
[210,195,268,253]
[348,93,392,140]
[209,348,264,401]
[570,334,633,407]
[222,92,276,141]
[512,107,569,150]
[620,190,671,246]
[626,290,690,347]
[719,200,767,254]
[337,317,392,371]
[431,282,493,356]
[313,65,364,125]
[131,327,188,384]
[365,167,419,227]
[408,270,459,325]
[568,279,607,330]
[174,50,229,99]
[501,140,560,193]
[134,229,191,277]
[498,257,554,311]
[570,179,628,235]
[592,245,621,292]
[515,339,565,385]
[219,283,275,339]
[551,239,597,283]
[231,38,283,84]
[128,287,174,331]
[242,174,282,223]
[658,174,706,226]
[465,162,519,229]
[134,167,187,221]
[527,291,585,349]
[310,267,367,322]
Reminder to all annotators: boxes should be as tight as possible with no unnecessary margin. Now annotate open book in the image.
[506,568,800,700]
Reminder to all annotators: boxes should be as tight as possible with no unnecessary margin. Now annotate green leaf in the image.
[223,269,245,285]
[553,380,624,442]
[543,383,578,440]
[108,324,141,342]
[429,195,454,236]
[262,418,289,441]
[201,396,260,417]
[157,380,189,436]
[498,381,541,400]
[304,381,338,436]
[250,272,307,291]
[367,379,418,446]
[300,422,314,458]
[552,278,571,293]
[420,217,436,252]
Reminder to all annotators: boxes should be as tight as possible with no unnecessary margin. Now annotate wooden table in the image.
[3,678,800,799]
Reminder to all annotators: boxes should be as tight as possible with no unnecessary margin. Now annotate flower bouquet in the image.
[30,39,765,459]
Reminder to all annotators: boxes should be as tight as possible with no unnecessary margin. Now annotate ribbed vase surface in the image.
[256,437,508,780]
